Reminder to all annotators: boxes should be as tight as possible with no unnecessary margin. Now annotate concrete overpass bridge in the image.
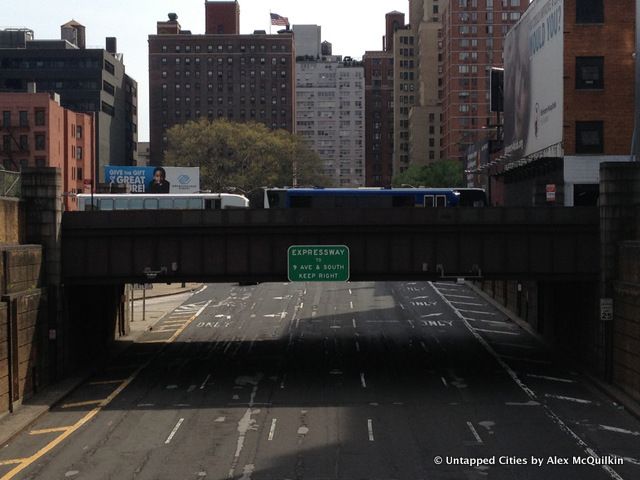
[61,207,599,285]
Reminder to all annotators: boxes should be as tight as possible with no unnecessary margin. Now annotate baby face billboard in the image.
[503,0,563,162]
[104,166,200,194]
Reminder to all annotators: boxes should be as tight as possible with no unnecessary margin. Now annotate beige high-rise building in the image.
[392,25,417,175]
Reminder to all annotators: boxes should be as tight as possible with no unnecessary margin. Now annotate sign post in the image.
[288,245,350,282]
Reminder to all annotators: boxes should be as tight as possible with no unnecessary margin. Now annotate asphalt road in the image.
[1,281,639,480]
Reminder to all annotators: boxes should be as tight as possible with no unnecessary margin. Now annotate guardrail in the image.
[0,169,21,198]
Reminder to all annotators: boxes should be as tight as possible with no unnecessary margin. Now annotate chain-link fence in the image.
[0,169,21,198]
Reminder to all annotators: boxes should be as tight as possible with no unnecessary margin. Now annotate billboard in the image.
[503,0,563,162]
[104,166,200,194]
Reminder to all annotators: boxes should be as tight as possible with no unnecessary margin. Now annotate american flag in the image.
[270,13,289,26]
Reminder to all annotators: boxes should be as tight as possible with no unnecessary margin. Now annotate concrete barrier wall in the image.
[613,241,640,402]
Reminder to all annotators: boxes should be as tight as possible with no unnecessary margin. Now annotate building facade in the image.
[296,54,365,187]
[363,11,404,186]
[440,0,527,163]
[0,91,94,210]
[0,22,137,181]
[493,0,634,206]
[148,2,295,165]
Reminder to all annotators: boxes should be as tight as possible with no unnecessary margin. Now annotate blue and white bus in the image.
[251,188,487,209]
[77,193,249,211]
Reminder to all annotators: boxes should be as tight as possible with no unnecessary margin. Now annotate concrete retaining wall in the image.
[0,197,24,244]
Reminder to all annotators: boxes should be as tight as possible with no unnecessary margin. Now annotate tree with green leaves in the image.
[164,118,330,193]
[391,160,465,188]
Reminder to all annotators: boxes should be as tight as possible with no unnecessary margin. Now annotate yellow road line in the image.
[29,427,71,435]
[88,379,125,386]
[0,460,26,467]
[0,299,211,480]
[61,399,104,409]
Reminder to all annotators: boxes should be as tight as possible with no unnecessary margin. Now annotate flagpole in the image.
[269,10,272,34]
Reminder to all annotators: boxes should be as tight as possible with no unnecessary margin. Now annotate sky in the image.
[3,0,409,142]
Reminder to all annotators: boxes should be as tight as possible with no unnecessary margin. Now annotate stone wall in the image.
[0,245,46,416]
[613,241,640,402]
[0,197,24,244]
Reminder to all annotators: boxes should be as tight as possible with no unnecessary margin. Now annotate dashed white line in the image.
[352,318,357,329]
[450,301,484,307]
[544,394,592,405]
[467,421,483,444]
[360,372,367,388]
[349,289,353,295]
[407,319,415,329]
[350,301,354,309]
[472,327,520,336]
[441,376,449,387]
[421,313,443,318]
[200,374,211,390]
[399,303,406,310]
[165,418,185,444]
[367,419,375,441]
[268,418,277,441]
[526,374,575,383]
[599,425,640,436]
[355,340,361,352]
[457,309,496,316]
[444,294,476,299]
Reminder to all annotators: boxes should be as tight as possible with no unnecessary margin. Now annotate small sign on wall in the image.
[600,298,613,322]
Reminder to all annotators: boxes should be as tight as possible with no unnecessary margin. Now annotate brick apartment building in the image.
[0,91,94,210]
[440,0,528,163]
[0,22,137,181]
[492,0,634,206]
[363,11,404,186]
[148,1,295,165]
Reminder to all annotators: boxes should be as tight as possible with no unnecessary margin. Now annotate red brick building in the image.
[492,0,635,206]
[148,1,295,165]
[440,0,528,163]
[0,91,94,210]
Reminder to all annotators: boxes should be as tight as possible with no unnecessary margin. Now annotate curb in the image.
[466,281,640,420]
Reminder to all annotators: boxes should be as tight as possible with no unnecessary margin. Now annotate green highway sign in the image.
[287,245,350,282]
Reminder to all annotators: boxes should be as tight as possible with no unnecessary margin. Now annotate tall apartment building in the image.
[440,0,527,163]
[0,90,94,210]
[363,11,404,186]
[0,22,138,181]
[409,0,442,166]
[295,27,365,187]
[148,1,295,165]
[493,0,634,207]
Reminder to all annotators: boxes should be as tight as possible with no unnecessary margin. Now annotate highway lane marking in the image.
[599,425,640,436]
[420,341,429,352]
[280,374,286,389]
[457,309,496,316]
[29,427,70,435]
[444,294,476,299]
[545,394,592,405]
[407,319,415,328]
[465,317,506,327]
[0,460,26,467]
[352,318,357,328]
[467,422,484,444]
[355,340,361,352]
[61,399,104,409]
[472,327,519,336]
[611,455,640,465]
[360,372,367,388]
[88,379,125,385]
[526,374,575,383]
[165,418,185,444]
[399,303,406,310]
[195,285,208,295]
[421,313,443,318]
[0,298,213,480]
[430,282,626,480]
[350,301,354,309]
[268,419,277,441]
[450,301,484,307]
[441,377,449,387]
[367,419,375,441]
[349,289,353,295]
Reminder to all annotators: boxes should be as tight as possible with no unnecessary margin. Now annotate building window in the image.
[576,57,604,89]
[104,60,115,75]
[35,134,45,150]
[103,80,115,95]
[576,0,604,24]
[575,121,604,154]
[76,125,83,139]
[19,135,28,150]
[76,146,83,160]
[35,109,45,126]
[19,111,28,127]
[2,111,10,128]
[101,101,115,116]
